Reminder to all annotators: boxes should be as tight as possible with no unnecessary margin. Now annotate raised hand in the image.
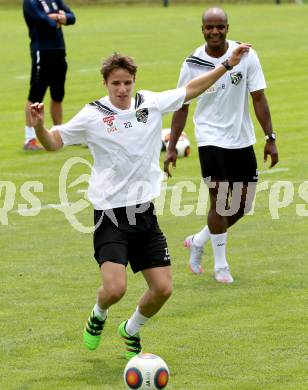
[30,102,45,128]
[228,43,251,67]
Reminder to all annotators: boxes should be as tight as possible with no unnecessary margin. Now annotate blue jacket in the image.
[23,0,76,53]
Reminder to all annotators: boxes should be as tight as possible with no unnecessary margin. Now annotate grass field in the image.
[1,3,308,390]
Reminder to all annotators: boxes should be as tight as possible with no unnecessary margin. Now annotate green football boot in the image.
[83,310,106,351]
[118,320,142,360]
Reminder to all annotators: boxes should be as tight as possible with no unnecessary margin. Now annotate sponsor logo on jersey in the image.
[230,72,243,85]
[103,115,115,126]
[103,115,118,133]
[136,108,149,123]
[205,85,217,94]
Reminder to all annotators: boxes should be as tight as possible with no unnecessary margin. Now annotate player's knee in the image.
[153,283,172,301]
[106,283,127,303]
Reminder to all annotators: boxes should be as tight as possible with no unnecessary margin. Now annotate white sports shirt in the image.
[53,87,186,210]
[177,40,266,149]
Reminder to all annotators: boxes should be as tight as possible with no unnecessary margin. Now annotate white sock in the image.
[210,232,229,271]
[25,126,36,142]
[93,303,108,321]
[126,307,149,336]
[193,225,211,247]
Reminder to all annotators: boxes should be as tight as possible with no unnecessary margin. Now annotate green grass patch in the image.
[1,4,307,390]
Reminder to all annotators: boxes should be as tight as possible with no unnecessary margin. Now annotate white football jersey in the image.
[177,40,266,148]
[53,87,186,210]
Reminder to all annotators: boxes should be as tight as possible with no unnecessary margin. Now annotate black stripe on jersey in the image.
[89,101,116,115]
[134,92,144,109]
[186,56,215,69]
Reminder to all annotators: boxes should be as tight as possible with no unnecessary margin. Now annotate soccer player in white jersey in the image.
[165,8,279,284]
[30,47,249,359]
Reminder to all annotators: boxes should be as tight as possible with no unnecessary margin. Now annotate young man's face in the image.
[202,14,228,49]
[104,68,135,110]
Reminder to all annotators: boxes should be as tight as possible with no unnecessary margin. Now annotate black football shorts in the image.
[28,49,67,103]
[93,202,171,273]
[198,145,258,185]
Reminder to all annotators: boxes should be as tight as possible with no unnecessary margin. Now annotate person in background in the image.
[23,0,76,150]
[165,7,278,283]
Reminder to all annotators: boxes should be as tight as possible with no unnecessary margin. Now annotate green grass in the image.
[1,3,308,390]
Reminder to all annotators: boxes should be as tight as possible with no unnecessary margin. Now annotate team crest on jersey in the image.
[136,108,149,123]
[230,72,243,85]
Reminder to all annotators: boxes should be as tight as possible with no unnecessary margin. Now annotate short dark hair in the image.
[100,53,137,81]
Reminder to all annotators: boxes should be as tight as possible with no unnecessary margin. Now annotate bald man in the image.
[165,8,278,283]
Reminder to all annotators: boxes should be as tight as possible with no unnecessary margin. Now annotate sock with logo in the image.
[210,232,228,270]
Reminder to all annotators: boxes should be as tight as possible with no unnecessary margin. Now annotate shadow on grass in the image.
[22,356,126,389]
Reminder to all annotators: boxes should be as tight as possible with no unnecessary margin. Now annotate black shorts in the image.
[198,145,258,184]
[28,50,67,103]
[93,203,171,273]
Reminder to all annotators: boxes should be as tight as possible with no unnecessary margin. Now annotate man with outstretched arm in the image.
[30,45,249,359]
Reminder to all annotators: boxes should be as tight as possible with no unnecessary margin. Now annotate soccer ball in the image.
[173,135,191,157]
[161,128,190,157]
[124,353,169,389]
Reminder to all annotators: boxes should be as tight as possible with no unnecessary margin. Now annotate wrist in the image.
[167,142,176,150]
[34,123,45,132]
[221,59,233,71]
[265,132,276,141]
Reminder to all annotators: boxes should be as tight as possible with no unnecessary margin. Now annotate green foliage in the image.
[1,4,307,390]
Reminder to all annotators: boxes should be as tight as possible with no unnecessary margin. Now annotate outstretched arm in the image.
[30,103,63,151]
[184,44,250,102]
[251,90,278,168]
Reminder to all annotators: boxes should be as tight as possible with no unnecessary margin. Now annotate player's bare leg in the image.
[119,266,172,359]
[207,182,256,283]
[50,99,63,125]
[83,262,126,350]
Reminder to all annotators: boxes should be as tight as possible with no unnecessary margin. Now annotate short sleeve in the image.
[51,106,88,146]
[177,61,192,88]
[153,87,186,114]
[247,50,267,93]
[177,60,192,104]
